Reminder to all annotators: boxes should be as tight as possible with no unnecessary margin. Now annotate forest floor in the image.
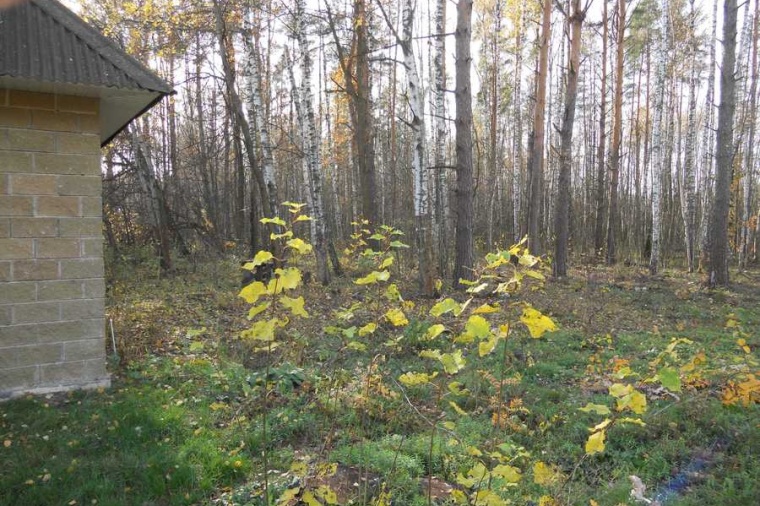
[1,253,759,506]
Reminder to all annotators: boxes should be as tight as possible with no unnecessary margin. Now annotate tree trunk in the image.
[526,0,552,256]
[291,2,331,285]
[131,131,172,272]
[739,0,758,269]
[453,0,474,288]
[606,0,625,266]
[243,18,279,221]
[512,6,524,243]
[393,0,435,295]
[698,0,719,271]
[554,0,586,277]
[681,0,699,272]
[707,0,738,286]
[432,0,448,276]
[594,0,608,256]
[649,0,669,274]
[212,0,271,245]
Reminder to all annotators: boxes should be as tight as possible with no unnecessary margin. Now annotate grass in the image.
[1,256,758,505]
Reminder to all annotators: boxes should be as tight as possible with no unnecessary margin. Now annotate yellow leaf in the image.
[473,303,500,314]
[247,302,271,320]
[449,401,469,416]
[585,429,606,455]
[289,460,308,477]
[492,464,522,483]
[301,491,322,506]
[355,270,390,285]
[241,318,286,342]
[385,308,408,326]
[465,315,491,339]
[609,383,633,398]
[286,237,313,255]
[294,214,312,222]
[578,403,611,415]
[591,418,612,432]
[276,268,302,290]
[519,253,539,267]
[385,283,402,301]
[261,216,286,227]
[430,298,462,317]
[538,496,558,506]
[473,490,509,505]
[424,324,446,340]
[399,371,436,386]
[243,250,274,269]
[379,256,394,269]
[358,322,377,336]
[520,305,557,338]
[440,350,466,374]
[276,487,300,504]
[239,281,269,304]
[533,461,559,485]
[590,500,599,506]
[478,334,499,357]
[280,296,309,318]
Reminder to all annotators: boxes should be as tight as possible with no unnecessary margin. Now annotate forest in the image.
[2,0,759,505]
[77,0,758,287]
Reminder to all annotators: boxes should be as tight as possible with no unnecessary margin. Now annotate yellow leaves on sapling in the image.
[399,371,437,386]
[286,237,313,255]
[424,323,446,340]
[280,296,309,318]
[585,427,607,455]
[520,305,557,338]
[385,307,408,326]
[239,281,268,304]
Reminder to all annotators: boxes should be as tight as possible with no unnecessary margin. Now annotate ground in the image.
[1,253,758,506]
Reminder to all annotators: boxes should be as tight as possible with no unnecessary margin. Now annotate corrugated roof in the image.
[0,0,171,94]
[0,0,172,145]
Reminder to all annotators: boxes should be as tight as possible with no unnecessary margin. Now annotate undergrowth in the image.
[1,216,758,506]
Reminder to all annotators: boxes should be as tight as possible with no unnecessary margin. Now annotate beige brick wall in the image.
[0,90,109,399]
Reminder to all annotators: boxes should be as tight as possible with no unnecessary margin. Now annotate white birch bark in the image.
[432,0,448,274]
[649,0,669,275]
[243,11,279,219]
[294,0,330,284]
[681,0,698,273]
[512,6,524,242]
[739,2,758,269]
[698,0,718,269]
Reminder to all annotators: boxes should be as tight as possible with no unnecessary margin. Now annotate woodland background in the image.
[74,0,759,286]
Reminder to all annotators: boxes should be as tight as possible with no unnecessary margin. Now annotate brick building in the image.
[0,0,171,398]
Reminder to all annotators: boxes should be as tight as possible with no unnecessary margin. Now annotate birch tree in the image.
[698,0,719,271]
[511,6,524,242]
[432,0,448,275]
[376,0,434,294]
[739,0,758,269]
[680,0,698,273]
[292,0,330,284]
[243,12,279,222]
[649,0,668,274]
